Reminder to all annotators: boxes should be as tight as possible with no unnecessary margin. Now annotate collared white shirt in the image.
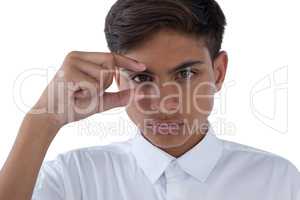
[32,125,300,200]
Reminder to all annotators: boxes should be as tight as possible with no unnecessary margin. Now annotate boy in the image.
[0,0,299,199]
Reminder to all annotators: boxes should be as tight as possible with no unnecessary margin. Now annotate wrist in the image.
[24,111,63,138]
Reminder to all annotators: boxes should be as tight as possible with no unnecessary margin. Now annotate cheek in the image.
[187,80,215,116]
[125,89,149,127]
[126,103,150,130]
[125,103,142,127]
[119,77,144,125]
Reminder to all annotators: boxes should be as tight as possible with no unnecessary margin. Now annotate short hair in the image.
[104,0,226,59]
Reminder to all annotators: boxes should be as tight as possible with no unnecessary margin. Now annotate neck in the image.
[163,123,209,158]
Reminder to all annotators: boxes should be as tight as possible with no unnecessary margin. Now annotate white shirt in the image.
[32,125,300,200]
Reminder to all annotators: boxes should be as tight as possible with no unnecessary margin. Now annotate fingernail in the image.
[137,63,146,70]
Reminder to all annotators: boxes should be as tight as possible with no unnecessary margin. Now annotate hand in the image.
[30,51,146,129]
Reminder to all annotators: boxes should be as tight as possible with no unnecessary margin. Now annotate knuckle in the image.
[64,71,72,81]
[65,51,80,64]
[63,56,79,69]
[62,63,73,77]
[105,53,116,65]
[62,68,77,83]
[66,51,80,59]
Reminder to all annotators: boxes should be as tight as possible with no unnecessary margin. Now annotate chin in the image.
[141,129,192,149]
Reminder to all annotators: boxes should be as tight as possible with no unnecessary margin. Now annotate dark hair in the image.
[104,0,226,59]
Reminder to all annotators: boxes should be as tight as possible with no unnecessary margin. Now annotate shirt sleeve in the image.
[31,155,65,200]
[289,163,300,200]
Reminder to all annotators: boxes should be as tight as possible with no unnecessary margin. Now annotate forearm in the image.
[0,113,61,200]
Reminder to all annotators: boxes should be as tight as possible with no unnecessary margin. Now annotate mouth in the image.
[145,120,184,134]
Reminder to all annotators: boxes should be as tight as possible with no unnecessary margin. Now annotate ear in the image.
[212,51,228,92]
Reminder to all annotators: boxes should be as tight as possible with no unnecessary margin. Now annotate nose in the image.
[149,83,180,114]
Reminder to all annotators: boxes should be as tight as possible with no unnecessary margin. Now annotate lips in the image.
[146,120,184,134]
[152,122,184,126]
[147,119,183,125]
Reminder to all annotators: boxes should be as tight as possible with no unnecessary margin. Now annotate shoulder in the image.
[219,138,300,178]
[34,139,136,198]
[39,139,136,179]
[52,139,134,169]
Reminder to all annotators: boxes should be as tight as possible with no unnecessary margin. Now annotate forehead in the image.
[123,29,210,73]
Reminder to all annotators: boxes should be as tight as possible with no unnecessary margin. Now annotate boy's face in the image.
[116,28,227,149]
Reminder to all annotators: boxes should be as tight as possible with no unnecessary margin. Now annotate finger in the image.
[101,89,132,111]
[74,89,90,99]
[71,58,114,82]
[68,51,146,72]
[71,97,99,122]
[100,88,145,112]
[112,53,147,72]
[65,70,100,95]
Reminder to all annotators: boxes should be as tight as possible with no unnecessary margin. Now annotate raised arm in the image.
[0,51,146,200]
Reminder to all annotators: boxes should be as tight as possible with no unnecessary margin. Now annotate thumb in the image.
[100,88,143,112]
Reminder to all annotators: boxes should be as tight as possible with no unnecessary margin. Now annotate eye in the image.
[176,69,196,80]
[131,74,154,83]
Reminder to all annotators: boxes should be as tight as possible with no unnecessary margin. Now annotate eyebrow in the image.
[120,60,205,75]
[167,60,205,74]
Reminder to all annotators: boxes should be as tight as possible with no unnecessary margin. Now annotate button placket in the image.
[165,161,186,200]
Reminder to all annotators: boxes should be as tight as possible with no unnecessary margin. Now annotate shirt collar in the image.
[130,123,223,184]
[130,131,175,184]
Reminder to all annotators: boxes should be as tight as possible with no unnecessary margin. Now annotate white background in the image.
[0,0,299,169]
